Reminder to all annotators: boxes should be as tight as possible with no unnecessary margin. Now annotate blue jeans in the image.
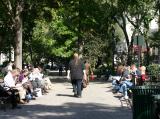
[112,79,121,91]
[119,81,133,97]
[71,79,82,96]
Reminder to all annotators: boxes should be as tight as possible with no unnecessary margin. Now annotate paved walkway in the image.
[0,79,132,119]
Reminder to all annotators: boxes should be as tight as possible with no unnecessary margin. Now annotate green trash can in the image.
[152,95,160,119]
[132,85,160,119]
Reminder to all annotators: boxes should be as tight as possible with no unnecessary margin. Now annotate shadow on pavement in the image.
[50,77,70,83]
[50,77,111,84]
[56,94,75,97]
[47,71,67,76]
[0,102,132,119]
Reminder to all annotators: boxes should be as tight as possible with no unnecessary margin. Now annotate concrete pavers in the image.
[0,80,132,119]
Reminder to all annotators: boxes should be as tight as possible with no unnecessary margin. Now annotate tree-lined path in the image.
[0,79,132,119]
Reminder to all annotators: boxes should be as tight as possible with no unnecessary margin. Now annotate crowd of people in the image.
[2,53,145,110]
[0,52,93,111]
[0,63,53,109]
[111,64,147,99]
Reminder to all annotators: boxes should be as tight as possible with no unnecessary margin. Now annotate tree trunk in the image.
[120,15,131,65]
[122,27,131,65]
[0,36,1,64]
[14,16,22,69]
[145,39,150,65]
[127,30,137,65]
[29,39,33,64]
[9,46,12,62]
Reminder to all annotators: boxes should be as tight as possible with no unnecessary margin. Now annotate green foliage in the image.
[61,0,119,67]
[0,71,5,79]
[0,0,159,67]
[32,8,77,62]
[147,64,160,77]
[127,0,157,29]
[149,31,160,47]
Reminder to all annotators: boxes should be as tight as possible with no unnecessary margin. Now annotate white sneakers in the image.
[124,95,129,99]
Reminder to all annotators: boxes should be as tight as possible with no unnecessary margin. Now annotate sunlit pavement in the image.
[0,78,132,119]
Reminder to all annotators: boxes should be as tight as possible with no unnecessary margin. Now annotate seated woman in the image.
[3,69,27,108]
[19,69,35,100]
[112,65,124,93]
[138,66,146,85]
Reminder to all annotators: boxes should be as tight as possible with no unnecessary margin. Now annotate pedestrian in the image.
[67,53,86,98]
[84,60,92,85]
[59,64,63,76]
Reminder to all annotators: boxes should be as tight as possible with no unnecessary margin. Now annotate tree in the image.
[61,0,119,68]
[0,0,24,69]
[111,0,157,65]
[31,7,77,65]
[0,0,59,69]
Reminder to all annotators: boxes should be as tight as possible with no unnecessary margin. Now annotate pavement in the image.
[0,77,132,119]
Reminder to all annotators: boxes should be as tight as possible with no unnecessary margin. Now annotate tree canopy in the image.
[0,0,159,68]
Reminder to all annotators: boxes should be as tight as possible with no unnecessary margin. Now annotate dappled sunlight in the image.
[0,102,132,119]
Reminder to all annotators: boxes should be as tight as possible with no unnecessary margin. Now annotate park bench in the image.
[0,83,12,111]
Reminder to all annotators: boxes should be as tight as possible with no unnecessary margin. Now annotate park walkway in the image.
[0,78,132,119]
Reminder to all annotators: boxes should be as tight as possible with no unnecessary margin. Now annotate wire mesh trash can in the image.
[153,95,160,119]
[132,85,160,119]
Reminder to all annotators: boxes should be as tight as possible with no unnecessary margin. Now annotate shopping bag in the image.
[90,73,94,80]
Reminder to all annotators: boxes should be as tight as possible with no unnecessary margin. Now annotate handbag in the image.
[90,73,94,80]
[82,79,87,88]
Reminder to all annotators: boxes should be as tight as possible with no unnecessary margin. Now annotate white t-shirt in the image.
[112,76,121,81]
[29,72,43,81]
[4,71,15,89]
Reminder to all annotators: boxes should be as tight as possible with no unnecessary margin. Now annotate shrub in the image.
[147,64,160,81]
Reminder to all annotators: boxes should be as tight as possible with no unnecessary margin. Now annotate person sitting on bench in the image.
[4,68,27,108]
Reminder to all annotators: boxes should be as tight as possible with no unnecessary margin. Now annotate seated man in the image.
[112,66,134,99]
[29,68,43,90]
[119,75,133,99]
[4,69,27,108]
[112,76,122,93]
[29,68,48,94]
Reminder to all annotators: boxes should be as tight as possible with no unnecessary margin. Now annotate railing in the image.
[144,74,160,86]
